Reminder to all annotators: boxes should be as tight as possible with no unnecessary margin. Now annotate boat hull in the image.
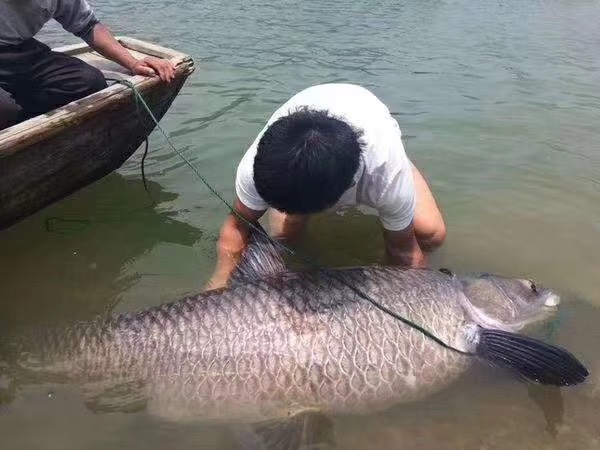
[0,38,194,230]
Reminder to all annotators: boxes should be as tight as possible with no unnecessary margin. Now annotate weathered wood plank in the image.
[0,60,193,155]
[0,41,193,149]
[117,36,190,60]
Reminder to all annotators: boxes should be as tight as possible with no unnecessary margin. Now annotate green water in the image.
[1,0,600,448]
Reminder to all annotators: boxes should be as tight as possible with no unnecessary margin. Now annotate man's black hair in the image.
[253,108,363,215]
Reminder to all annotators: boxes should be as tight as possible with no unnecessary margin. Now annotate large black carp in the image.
[10,229,588,441]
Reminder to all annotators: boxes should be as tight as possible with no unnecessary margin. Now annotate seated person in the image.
[0,0,175,130]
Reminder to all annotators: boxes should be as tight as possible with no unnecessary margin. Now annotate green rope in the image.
[45,216,91,234]
[113,78,474,357]
[105,78,152,196]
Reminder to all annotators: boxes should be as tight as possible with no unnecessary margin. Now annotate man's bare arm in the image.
[205,199,266,290]
[89,24,176,82]
[382,224,426,268]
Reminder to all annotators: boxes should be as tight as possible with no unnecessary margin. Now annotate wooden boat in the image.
[0,37,194,230]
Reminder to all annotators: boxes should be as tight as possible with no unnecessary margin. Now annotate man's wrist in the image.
[124,57,140,72]
[386,246,425,268]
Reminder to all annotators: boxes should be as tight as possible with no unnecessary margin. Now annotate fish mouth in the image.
[510,291,560,331]
[542,292,560,308]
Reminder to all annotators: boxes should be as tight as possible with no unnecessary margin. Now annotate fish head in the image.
[459,273,559,332]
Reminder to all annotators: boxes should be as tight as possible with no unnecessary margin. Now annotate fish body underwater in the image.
[10,229,588,426]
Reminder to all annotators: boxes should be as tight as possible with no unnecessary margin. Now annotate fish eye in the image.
[528,280,538,293]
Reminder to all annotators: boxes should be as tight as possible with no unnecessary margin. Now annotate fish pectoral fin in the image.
[82,379,147,414]
[231,409,335,450]
[475,328,589,386]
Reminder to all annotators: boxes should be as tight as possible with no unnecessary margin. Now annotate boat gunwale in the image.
[0,36,194,155]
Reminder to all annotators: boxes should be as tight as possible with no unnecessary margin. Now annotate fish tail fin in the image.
[476,328,589,386]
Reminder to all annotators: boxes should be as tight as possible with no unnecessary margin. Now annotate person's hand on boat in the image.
[130,57,176,83]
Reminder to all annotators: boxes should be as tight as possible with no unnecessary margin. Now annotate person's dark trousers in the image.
[0,38,107,130]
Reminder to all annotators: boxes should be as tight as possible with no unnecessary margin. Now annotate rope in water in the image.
[111,78,474,356]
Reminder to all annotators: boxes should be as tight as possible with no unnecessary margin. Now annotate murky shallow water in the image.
[1,0,599,448]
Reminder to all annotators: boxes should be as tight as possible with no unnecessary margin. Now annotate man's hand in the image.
[205,199,266,291]
[88,24,176,83]
[130,56,176,83]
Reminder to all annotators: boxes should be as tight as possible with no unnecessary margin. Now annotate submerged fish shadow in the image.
[526,384,564,438]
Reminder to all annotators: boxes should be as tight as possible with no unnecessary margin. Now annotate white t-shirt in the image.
[235,83,416,231]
